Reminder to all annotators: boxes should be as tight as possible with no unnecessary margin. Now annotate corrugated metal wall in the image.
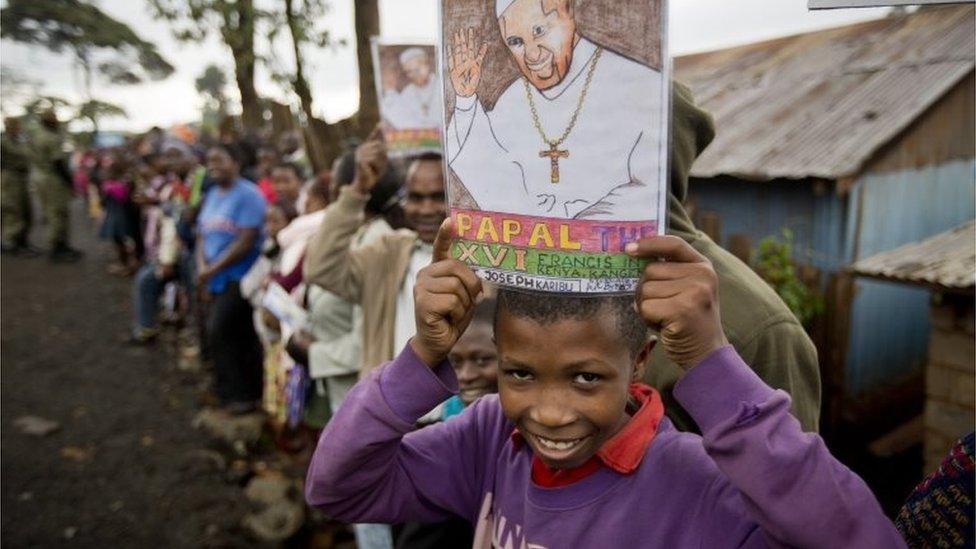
[844,160,976,394]
[688,178,848,276]
[689,160,975,395]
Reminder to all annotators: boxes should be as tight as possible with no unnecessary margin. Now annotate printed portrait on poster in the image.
[371,39,443,156]
[441,0,669,293]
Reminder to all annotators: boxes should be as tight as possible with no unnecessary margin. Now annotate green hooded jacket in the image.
[645,83,822,432]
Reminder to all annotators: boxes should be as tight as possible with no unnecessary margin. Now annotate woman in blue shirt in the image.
[196,144,267,413]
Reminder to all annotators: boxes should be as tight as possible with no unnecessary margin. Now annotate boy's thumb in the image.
[432,218,455,264]
[367,124,384,142]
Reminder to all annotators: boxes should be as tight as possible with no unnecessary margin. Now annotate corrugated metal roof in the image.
[675,6,975,181]
[851,220,976,289]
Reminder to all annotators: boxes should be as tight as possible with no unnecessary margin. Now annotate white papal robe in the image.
[381,89,409,128]
[446,38,666,220]
[385,77,442,129]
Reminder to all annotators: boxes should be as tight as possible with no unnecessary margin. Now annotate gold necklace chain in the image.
[524,47,603,147]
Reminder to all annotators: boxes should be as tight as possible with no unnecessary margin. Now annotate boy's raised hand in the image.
[410,219,484,368]
[627,236,729,370]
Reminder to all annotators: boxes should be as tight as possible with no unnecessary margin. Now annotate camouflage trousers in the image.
[34,175,72,248]
[1,170,32,246]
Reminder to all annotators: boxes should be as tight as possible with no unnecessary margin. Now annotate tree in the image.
[266,0,346,169]
[0,66,41,116]
[196,64,229,115]
[352,0,380,134]
[75,99,127,132]
[195,64,230,134]
[148,0,264,130]
[22,96,72,119]
[754,229,824,328]
[264,0,378,168]
[0,0,174,101]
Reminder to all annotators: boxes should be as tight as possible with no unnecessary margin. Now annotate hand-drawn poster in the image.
[371,39,443,157]
[441,0,669,294]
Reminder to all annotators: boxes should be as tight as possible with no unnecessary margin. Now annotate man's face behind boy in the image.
[495,306,639,470]
[449,322,499,406]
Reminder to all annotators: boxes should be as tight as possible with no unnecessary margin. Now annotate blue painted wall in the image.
[688,159,976,395]
[845,160,976,394]
[688,178,849,278]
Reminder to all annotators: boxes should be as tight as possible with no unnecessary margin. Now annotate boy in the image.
[306,221,904,548]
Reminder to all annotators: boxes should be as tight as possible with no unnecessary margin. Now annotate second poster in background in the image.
[371,38,443,157]
[440,0,670,294]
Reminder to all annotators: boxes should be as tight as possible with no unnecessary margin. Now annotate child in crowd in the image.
[255,146,280,203]
[98,155,140,275]
[305,221,905,548]
[241,199,297,419]
[263,178,332,436]
[129,147,194,344]
[272,174,330,293]
[272,162,305,212]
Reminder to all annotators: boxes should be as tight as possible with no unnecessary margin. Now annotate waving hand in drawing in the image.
[448,28,488,98]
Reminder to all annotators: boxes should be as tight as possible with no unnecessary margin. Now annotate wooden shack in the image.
[852,221,975,473]
[674,6,975,434]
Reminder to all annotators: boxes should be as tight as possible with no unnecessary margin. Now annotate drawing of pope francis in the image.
[446,0,666,220]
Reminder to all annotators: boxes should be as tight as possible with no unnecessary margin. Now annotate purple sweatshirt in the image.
[306,345,905,548]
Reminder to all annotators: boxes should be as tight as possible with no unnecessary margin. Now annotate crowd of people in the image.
[1,84,971,547]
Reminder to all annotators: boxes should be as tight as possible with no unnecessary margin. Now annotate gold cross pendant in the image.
[539,143,569,184]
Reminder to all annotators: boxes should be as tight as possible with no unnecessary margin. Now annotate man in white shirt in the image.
[304,134,447,379]
[446,0,667,220]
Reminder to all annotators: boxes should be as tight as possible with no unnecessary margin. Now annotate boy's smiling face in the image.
[495,305,645,469]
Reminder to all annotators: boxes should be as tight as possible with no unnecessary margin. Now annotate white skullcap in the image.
[496,0,517,16]
[398,47,427,65]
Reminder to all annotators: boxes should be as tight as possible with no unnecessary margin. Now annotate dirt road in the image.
[1,206,252,548]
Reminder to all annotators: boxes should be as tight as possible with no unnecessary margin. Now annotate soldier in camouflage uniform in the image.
[1,117,38,256]
[30,110,81,262]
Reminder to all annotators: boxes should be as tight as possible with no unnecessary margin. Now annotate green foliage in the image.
[754,229,825,327]
[76,99,127,124]
[0,65,41,115]
[148,0,257,49]
[266,0,345,106]
[195,65,228,108]
[195,65,229,132]
[268,0,341,51]
[148,0,263,128]
[22,96,72,117]
[0,0,174,86]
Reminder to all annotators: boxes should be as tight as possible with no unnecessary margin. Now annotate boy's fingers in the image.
[639,261,711,282]
[431,218,456,263]
[625,235,707,263]
[361,140,383,155]
[636,279,684,301]
[424,259,483,303]
[422,275,474,310]
[366,125,384,142]
[423,292,468,325]
[637,297,679,329]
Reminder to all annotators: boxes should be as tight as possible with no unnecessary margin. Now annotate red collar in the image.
[512,383,665,487]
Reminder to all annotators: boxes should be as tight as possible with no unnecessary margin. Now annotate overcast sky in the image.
[1,0,888,131]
